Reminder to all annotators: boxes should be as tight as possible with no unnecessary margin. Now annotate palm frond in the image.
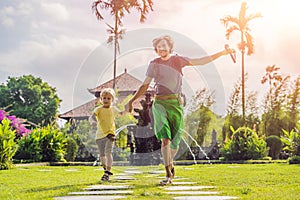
[107,35,114,44]
[139,0,154,22]
[244,32,254,55]
[225,25,240,39]
[220,15,239,27]
[239,2,247,26]
[106,23,114,31]
[92,1,104,21]
[247,13,262,21]
[118,29,126,38]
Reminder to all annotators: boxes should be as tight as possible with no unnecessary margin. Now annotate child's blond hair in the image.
[100,88,116,101]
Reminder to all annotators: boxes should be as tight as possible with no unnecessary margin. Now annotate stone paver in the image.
[124,170,142,174]
[55,196,125,200]
[148,170,165,174]
[38,169,52,172]
[114,176,136,180]
[164,186,215,191]
[84,185,131,190]
[174,196,238,200]
[55,166,238,200]
[65,169,78,172]
[171,182,196,185]
[69,190,133,195]
[166,191,219,195]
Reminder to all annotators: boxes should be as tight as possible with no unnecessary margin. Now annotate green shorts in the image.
[152,98,184,149]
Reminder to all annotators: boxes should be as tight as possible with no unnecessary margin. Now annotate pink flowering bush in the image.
[0,118,18,169]
[0,109,31,169]
[0,110,31,139]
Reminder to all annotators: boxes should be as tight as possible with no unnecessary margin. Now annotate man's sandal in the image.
[171,167,175,178]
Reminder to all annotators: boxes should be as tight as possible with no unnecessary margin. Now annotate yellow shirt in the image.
[92,106,119,140]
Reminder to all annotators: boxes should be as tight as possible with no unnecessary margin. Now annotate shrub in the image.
[64,137,78,162]
[39,126,67,162]
[266,135,282,159]
[13,129,42,162]
[281,129,300,157]
[73,120,97,161]
[0,118,18,170]
[220,127,268,161]
[288,156,300,164]
[14,126,67,162]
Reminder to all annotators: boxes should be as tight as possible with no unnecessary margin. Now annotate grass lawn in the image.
[0,163,299,200]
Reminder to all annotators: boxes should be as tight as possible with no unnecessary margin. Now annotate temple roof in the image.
[88,69,144,95]
[59,99,97,121]
[59,69,154,121]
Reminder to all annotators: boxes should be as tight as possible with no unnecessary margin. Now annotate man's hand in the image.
[224,44,236,63]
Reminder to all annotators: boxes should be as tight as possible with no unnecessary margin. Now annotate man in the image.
[125,35,232,185]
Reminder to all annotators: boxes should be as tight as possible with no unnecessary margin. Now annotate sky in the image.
[0,0,299,118]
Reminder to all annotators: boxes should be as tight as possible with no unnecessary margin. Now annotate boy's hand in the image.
[107,134,116,142]
[91,121,97,128]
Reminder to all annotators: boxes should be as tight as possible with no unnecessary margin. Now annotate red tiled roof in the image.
[59,70,154,121]
[88,69,146,94]
[59,99,98,120]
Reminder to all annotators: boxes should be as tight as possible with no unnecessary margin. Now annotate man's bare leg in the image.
[170,148,178,177]
[161,138,173,184]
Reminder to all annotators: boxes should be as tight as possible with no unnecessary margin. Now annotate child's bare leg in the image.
[105,153,113,172]
[100,156,107,170]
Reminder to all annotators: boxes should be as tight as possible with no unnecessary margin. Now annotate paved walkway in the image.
[55,167,238,200]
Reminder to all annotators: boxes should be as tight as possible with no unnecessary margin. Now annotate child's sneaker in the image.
[101,171,113,181]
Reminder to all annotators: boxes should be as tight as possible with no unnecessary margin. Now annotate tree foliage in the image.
[260,66,291,136]
[0,75,61,126]
[286,75,300,130]
[92,0,153,88]
[223,75,259,140]
[185,88,219,146]
[221,2,261,120]
[221,2,262,55]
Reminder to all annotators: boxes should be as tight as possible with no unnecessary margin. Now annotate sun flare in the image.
[252,0,300,28]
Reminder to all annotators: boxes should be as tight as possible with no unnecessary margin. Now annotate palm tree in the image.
[261,65,282,108]
[221,2,261,123]
[92,0,154,89]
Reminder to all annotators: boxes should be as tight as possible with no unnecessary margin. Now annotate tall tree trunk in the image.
[113,12,118,89]
[241,35,245,124]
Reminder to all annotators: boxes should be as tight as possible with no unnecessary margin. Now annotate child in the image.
[89,88,122,181]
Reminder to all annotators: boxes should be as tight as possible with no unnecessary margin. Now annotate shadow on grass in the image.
[24,183,89,193]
